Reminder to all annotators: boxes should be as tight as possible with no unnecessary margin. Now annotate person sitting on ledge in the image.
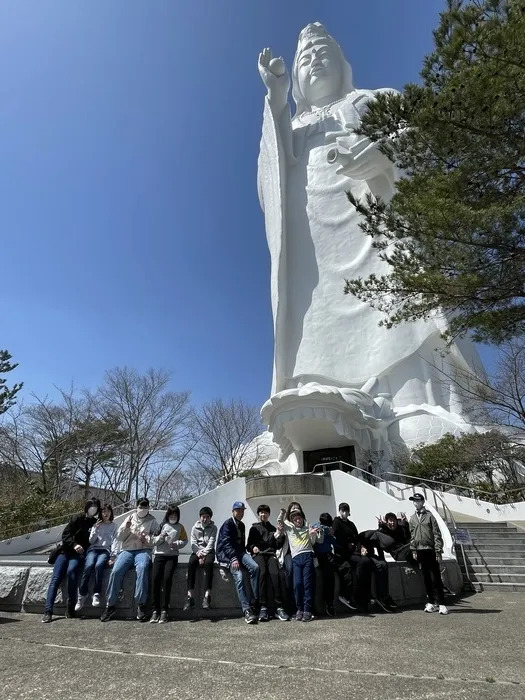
[332,502,372,613]
[184,506,217,612]
[42,498,101,623]
[216,501,259,624]
[247,504,289,622]
[100,497,159,623]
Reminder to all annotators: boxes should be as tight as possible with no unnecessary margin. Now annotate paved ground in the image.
[0,592,523,700]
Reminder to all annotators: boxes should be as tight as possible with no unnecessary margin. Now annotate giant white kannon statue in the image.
[256,23,482,474]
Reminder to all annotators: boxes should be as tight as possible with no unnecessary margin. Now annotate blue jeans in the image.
[292,552,315,613]
[45,552,84,613]
[105,549,152,606]
[79,548,110,596]
[229,552,259,612]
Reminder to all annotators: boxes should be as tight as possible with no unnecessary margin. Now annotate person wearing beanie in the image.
[216,502,260,624]
[409,493,448,615]
[277,502,323,622]
[247,505,289,622]
[184,506,217,611]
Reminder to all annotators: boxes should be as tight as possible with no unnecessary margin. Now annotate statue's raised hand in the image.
[258,48,290,113]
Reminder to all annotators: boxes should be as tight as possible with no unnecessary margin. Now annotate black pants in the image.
[391,543,418,569]
[316,552,336,604]
[253,553,282,609]
[417,549,445,605]
[152,555,178,611]
[187,552,215,591]
[347,554,373,607]
[369,556,389,599]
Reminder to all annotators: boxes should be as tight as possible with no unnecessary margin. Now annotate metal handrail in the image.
[0,499,135,543]
[380,470,525,503]
[312,460,380,483]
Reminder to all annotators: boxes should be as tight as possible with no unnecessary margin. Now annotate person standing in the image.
[150,504,188,623]
[184,506,217,611]
[313,513,338,617]
[216,501,259,624]
[100,498,159,622]
[76,503,118,611]
[247,504,289,621]
[42,499,101,623]
[408,493,448,615]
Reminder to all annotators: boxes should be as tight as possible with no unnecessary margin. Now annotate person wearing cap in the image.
[408,493,448,615]
[247,504,289,621]
[184,506,217,612]
[216,501,259,624]
[277,502,323,622]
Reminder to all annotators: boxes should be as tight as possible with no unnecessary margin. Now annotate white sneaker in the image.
[92,593,101,607]
[438,605,449,615]
[75,595,88,611]
[424,603,438,613]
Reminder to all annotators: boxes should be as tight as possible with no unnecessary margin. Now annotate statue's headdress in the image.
[292,22,354,118]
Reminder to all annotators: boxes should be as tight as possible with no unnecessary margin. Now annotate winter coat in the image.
[247,521,284,556]
[61,513,97,555]
[216,517,246,565]
[409,509,443,553]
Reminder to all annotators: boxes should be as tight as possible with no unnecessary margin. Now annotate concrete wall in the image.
[0,559,463,617]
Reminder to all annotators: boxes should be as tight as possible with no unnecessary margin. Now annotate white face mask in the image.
[168,518,178,525]
[415,502,425,512]
[339,511,349,520]
[87,507,98,517]
[137,508,149,518]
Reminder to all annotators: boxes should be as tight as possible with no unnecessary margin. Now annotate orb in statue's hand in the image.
[269,57,286,77]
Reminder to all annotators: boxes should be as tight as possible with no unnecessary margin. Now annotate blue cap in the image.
[232,501,246,510]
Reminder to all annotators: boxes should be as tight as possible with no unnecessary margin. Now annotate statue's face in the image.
[297,39,342,106]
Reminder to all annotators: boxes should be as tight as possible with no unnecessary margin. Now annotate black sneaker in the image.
[338,595,357,611]
[302,611,313,622]
[150,610,160,623]
[325,603,335,617]
[294,610,304,621]
[375,598,393,613]
[41,612,52,623]
[100,606,116,622]
[183,596,195,611]
[244,608,257,624]
[258,607,269,622]
[136,604,147,621]
[65,604,76,619]
[385,595,398,609]
[159,610,168,624]
[276,607,290,621]
[202,595,210,610]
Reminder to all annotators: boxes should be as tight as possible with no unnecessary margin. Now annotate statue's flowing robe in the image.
[258,91,481,415]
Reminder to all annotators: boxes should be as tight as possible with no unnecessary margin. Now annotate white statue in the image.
[257,23,482,467]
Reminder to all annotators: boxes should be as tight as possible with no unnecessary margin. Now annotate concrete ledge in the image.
[0,559,463,618]
[246,474,331,499]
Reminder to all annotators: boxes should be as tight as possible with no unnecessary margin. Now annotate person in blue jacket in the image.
[216,501,259,624]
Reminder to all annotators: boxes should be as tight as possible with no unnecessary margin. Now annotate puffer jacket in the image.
[409,509,443,553]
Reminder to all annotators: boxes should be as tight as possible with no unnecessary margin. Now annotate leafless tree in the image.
[189,398,266,486]
[97,367,192,501]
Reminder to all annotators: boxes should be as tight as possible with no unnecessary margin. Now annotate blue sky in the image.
[2,0,488,409]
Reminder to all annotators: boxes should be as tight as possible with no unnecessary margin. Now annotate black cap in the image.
[409,493,425,502]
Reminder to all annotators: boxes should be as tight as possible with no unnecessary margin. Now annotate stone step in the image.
[455,527,518,534]
[460,544,525,553]
[467,580,525,592]
[465,572,525,584]
[460,564,525,575]
[469,533,525,540]
[460,556,525,566]
[456,522,513,527]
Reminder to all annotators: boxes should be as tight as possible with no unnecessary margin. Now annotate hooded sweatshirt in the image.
[153,521,188,556]
[190,520,217,556]
[116,512,159,552]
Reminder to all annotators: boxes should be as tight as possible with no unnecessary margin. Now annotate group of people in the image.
[42,491,450,624]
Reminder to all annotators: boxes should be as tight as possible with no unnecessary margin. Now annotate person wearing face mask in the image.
[76,503,118,611]
[41,498,101,623]
[150,504,188,623]
[100,497,159,622]
[408,494,448,615]
[184,506,217,612]
[332,502,373,613]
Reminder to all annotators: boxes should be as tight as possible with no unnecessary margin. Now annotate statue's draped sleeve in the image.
[257,98,290,394]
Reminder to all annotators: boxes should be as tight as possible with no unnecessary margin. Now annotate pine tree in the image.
[0,350,22,415]
[345,0,525,343]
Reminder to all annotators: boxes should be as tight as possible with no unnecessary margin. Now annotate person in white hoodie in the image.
[100,498,159,622]
[184,506,217,611]
[76,503,118,611]
[150,504,188,623]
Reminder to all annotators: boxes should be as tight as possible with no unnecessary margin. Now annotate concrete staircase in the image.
[456,521,525,592]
